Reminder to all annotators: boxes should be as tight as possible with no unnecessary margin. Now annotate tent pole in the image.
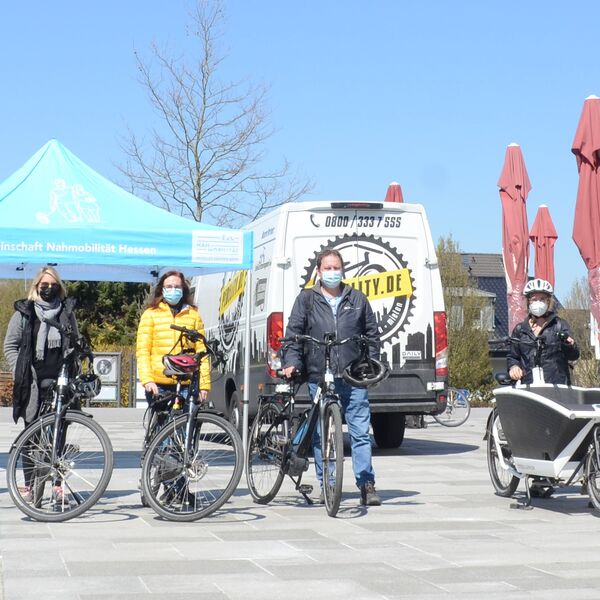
[242,269,252,457]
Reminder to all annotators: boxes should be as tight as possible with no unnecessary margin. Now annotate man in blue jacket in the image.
[282,248,383,506]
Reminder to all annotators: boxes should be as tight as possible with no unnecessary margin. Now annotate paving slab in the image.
[2,407,600,599]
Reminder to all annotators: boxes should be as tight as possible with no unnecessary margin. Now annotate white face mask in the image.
[321,270,343,288]
[529,300,548,317]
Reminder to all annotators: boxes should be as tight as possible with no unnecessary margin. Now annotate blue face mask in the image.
[163,287,183,305]
[321,270,343,288]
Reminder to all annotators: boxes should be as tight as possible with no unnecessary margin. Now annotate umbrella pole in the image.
[242,269,253,458]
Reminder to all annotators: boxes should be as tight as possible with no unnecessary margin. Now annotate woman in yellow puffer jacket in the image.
[136,271,211,404]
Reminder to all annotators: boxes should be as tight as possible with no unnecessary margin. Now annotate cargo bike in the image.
[486,367,600,511]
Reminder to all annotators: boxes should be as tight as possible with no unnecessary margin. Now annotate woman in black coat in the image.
[508,278,579,385]
[4,267,79,425]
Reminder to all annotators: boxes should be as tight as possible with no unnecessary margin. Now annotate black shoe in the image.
[530,485,554,498]
[360,482,381,506]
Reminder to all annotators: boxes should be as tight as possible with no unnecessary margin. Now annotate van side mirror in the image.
[275,256,291,267]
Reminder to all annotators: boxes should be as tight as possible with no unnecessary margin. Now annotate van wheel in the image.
[228,391,243,435]
[371,413,406,449]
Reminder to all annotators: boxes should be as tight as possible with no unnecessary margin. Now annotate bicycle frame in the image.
[267,332,360,499]
[294,352,339,460]
[27,334,93,496]
[148,325,224,474]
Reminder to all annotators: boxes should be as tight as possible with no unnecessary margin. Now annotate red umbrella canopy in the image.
[384,181,404,203]
[498,143,532,333]
[572,95,600,269]
[572,95,600,331]
[529,204,558,288]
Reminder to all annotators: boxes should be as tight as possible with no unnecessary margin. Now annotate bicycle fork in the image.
[183,400,201,469]
[46,365,83,507]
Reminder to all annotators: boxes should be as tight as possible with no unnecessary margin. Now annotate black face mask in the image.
[39,286,59,302]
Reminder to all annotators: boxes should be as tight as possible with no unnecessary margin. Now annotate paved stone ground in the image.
[1,406,600,600]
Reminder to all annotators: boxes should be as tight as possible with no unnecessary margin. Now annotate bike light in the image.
[434,311,448,378]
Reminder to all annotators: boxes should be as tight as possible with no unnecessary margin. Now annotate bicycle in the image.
[7,326,113,522]
[432,387,471,427]
[484,334,600,508]
[485,372,600,511]
[246,333,377,517]
[139,324,243,521]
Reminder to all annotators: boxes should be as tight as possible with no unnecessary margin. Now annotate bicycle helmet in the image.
[523,278,553,297]
[162,353,198,376]
[72,373,102,399]
[342,356,389,389]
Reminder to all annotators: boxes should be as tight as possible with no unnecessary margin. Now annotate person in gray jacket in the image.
[4,267,78,425]
[281,248,383,506]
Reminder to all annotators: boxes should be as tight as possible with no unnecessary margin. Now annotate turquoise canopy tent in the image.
[0,140,253,281]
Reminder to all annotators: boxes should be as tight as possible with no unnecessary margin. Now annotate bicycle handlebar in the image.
[490,334,571,349]
[170,324,206,343]
[279,333,373,347]
[274,368,304,381]
[169,325,226,368]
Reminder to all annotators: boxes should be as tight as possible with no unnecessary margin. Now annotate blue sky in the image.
[1,1,599,299]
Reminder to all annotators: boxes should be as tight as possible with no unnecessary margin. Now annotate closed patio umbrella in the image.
[384,181,404,203]
[529,204,558,288]
[498,143,531,334]
[572,95,600,331]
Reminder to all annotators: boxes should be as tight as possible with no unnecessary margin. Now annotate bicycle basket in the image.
[162,353,198,376]
[72,373,102,399]
[342,356,389,389]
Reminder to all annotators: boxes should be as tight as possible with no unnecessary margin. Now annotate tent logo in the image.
[36,179,100,225]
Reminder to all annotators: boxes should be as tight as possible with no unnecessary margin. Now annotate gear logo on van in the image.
[301,234,415,343]
[217,270,247,351]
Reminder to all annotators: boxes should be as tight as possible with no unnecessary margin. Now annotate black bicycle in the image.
[7,328,113,522]
[246,333,376,517]
[139,324,243,521]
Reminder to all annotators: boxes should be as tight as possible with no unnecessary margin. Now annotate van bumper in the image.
[369,400,445,414]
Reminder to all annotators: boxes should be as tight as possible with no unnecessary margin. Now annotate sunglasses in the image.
[39,283,59,291]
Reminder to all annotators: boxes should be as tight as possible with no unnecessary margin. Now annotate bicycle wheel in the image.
[322,401,344,517]
[141,412,243,521]
[486,412,519,497]
[7,411,114,522]
[140,408,168,507]
[433,388,471,427]
[245,402,287,504]
[585,445,600,511]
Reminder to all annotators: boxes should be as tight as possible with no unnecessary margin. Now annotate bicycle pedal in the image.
[298,484,313,495]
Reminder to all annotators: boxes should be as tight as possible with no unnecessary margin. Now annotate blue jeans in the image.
[308,378,375,489]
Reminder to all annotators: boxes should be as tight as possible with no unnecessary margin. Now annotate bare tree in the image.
[562,277,600,387]
[437,236,493,399]
[119,0,312,225]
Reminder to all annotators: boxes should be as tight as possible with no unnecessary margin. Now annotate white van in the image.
[193,200,448,448]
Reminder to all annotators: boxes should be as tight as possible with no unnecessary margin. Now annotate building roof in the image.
[446,287,496,299]
[461,253,505,278]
